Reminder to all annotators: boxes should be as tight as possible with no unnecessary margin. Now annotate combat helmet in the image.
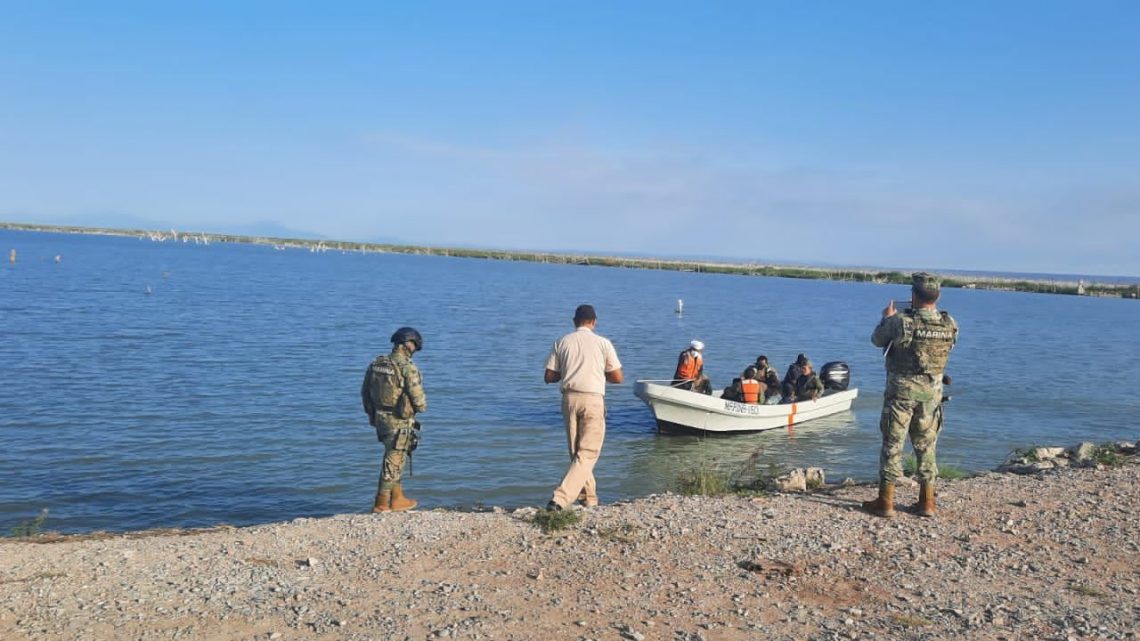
[390,326,423,352]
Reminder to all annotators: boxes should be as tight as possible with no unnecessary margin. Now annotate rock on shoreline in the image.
[3,459,1138,640]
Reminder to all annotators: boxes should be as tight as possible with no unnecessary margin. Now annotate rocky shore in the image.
[3,451,1138,641]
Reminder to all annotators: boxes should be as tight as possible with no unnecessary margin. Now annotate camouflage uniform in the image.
[361,344,427,493]
[794,371,824,401]
[871,288,958,483]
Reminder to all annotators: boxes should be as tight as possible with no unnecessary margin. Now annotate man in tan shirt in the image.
[543,304,623,510]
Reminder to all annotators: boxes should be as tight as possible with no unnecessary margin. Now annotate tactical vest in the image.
[675,350,703,380]
[367,355,406,414]
[740,379,761,403]
[887,310,957,376]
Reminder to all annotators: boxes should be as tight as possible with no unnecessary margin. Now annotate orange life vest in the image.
[675,349,703,380]
[741,379,761,403]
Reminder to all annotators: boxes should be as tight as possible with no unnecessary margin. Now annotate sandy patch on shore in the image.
[3,464,1138,641]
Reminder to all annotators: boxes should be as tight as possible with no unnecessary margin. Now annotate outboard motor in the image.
[820,361,850,391]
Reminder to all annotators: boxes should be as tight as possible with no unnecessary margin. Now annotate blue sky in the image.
[1,2,1137,275]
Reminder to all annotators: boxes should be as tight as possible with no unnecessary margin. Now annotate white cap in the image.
[690,339,704,351]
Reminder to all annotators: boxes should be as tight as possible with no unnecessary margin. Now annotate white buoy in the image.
[675,298,684,314]
[145,285,153,295]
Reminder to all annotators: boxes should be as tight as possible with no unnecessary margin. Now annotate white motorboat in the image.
[634,380,859,435]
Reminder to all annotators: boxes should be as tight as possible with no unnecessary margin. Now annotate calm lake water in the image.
[2,230,1138,533]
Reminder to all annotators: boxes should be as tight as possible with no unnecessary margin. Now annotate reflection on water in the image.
[2,230,1139,533]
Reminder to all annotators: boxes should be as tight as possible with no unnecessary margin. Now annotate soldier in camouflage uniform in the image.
[864,273,958,518]
[793,360,825,401]
[361,327,427,513]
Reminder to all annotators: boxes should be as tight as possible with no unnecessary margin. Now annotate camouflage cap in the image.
[911,272,941,293]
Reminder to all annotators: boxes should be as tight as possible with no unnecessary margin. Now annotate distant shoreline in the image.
[4,221,1137,299]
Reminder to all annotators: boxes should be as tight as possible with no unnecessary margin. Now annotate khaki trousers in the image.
[551,392,606,507]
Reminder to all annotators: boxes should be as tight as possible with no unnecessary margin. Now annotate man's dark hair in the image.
[573,304,597,325]
[912,284,940,305]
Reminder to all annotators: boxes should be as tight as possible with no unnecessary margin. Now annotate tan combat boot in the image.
[916,481,935,517]
[390,484,418,512]
[371,490,392,513]
[862,482,896,518]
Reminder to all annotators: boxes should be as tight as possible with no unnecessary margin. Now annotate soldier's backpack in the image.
[363,355,407,421]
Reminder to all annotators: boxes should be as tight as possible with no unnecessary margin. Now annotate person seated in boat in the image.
[720,377,743,401]
[793,361,824,402]
[781,353,810,402]
[763,369,782,404]
[692,373,713,395]
[739,366,764,404]
[753,356,782,403]
[674,340,712,394]
[754,355,778,382]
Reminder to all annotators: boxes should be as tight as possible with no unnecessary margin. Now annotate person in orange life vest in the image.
[673,340,712,394]
[740,366,764,404]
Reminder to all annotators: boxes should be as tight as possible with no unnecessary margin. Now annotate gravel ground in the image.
[3,462,1138,641]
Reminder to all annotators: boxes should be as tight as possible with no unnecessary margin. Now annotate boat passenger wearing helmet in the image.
[361,326,427,513]
[674,340,712,394]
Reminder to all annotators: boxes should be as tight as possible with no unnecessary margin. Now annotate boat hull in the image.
[634,380,858,434]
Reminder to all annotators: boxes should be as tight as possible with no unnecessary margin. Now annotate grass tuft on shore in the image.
[531,508,581,534]
[7,509,49,538]
[595,522,640,543]
[1069,584,1111,599]
[1093,445,1125,467]
[675,451,780,497]
[676,464,732,496]
[889,614,932,627]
